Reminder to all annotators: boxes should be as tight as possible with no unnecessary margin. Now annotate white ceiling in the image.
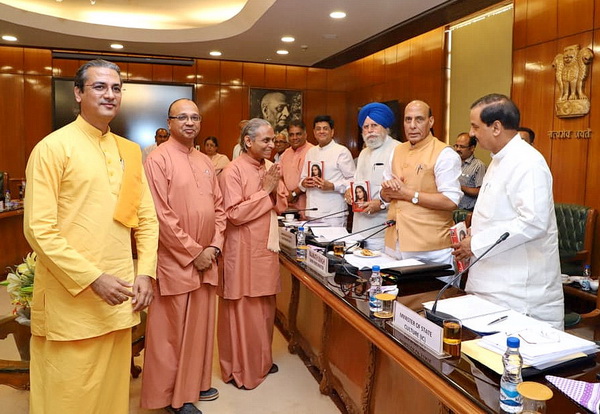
[0,0,448,67]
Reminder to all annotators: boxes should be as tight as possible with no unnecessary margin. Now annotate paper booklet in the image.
[307,160,324,179]
[350,181,371,212]
[449,221,468,272]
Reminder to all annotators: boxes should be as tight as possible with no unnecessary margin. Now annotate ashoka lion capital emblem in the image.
[552,44,594,118]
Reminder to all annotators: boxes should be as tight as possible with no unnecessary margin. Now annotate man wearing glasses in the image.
[24,59,159,414]
[454,132,486,211]
[142,99,226,414]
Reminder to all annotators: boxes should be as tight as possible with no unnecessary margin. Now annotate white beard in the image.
[364,134,385,149]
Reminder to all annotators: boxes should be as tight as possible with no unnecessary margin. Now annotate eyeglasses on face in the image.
[85,83,122,95]
[168,114,202,122]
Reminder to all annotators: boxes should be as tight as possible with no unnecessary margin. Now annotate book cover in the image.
[307,160,324,179]
[449,221,468,272]
[351,181,371,212]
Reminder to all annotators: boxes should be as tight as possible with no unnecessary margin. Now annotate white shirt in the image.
[299,140,355,227]
[142,143,157,163]
[466,134,564,329]
[352,136,400,249]
[232,143,242,160]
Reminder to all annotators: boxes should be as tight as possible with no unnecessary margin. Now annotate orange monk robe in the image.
[217,153,287,389]
[279,141,314,218]
[141,139,226,409]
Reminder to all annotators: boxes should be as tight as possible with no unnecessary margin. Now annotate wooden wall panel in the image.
[151,64,173,82]
[513,0,528,50]
[359,55,374,89]
[127,62,152,81]
[196,84,220,143]
[384,45,399,84]
[0,214,32,277]
[243,62,265,87]
[510,48,526,109]
[265,64,286,89]
[596,0,600,28]
[326,91,348,147]
[172,64,196,84]
[372,50,386,86]
[304,90,327,143]
[220,61,243,86]
[326,66,348,92]
[0,75,25,179]
[51,58,79,78]
[0,47,23,74]
[588,32,600,267]
[24,76,52,156]
[286,66,307,90]
[306,67,327,90]
[23,48,52,76]
[218,86,244,157]
[557,0,594,39]
[526,0,558,46]
[197,59,220,84]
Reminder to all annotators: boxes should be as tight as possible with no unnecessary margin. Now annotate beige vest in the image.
[385,135,453,252]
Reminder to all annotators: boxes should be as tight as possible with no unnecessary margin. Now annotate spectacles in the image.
[85,83,122,95]
[168,114,202,122]
[453,144,472,149]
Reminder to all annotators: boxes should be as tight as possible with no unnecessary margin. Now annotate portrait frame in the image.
[249,88,303,134]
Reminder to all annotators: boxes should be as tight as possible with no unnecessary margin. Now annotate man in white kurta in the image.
[453,94,563,329]
[345,103,400,251]
[300,115,355,227]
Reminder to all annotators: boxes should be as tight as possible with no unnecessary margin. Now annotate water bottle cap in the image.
[372,265,380,271]
[298,227,304,231]
[507,336,520,348]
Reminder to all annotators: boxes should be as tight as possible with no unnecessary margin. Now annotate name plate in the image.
[392,302,444,357]
[306,247,333,276]
[279,228,297,250]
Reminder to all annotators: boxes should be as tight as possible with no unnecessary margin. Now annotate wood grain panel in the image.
[359,55,374,89]
[295,284,325,357]
[587,29,600,272]
[23,49,52,76]
[513,0,528,50]
[197,59,220,85]
[596,0,600,28]
[265,64,286,89]
[519,41,557,163]
[304,90,327,143]
[325,66,347,92]
[557,0,593,38]
[196,84,220,144]
[220,61,243,86]
[172,64,196,83]
[372,50,386,86]
[275,266,293,329]
[0,214,32,277]
[24,76,52,158]
[526,0,558,46]
[151,64,173,82]
[326,91,349,147]
[218,85,244,157]
[286,66,307,90]
[0,47,23,74]
[550,32,592,204]
[511,48,526,108]
[0,75,25,179]
[51,58,79,78]
[306,68,327,90]
[242,62,265,87]
[384,45,399,84]
[127,63,152,81]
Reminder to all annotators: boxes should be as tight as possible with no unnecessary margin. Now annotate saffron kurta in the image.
[209,152,231,175]
[217,153,287,389]
[466,135,564,329]
[279,141,314,216]
[141,138,226,408]
[24,115,159,414]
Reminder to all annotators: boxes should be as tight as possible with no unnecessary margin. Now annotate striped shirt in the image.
[458,154,486,210]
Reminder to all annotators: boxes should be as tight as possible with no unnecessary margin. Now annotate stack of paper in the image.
[478,328,597,369]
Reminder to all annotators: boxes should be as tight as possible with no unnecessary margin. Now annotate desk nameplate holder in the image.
[279,228,296,250]
[392,302,446,358]
[306,247,334,277]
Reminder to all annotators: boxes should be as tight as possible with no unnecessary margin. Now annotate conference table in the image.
[275,247,599,413]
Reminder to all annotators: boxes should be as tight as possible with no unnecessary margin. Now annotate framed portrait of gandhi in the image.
[249,88,302,134]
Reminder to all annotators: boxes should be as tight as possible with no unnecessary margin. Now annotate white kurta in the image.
[352,136,400,250]
[466,134,564,329]
[299,140,355,227]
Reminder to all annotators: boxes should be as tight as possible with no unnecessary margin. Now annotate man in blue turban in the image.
[343,102,400,250]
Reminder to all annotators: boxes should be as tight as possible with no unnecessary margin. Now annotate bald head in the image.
[403,100,434,145]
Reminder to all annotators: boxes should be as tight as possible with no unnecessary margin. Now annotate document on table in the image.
[422,294,508,321]
[310,227,361,242]
[343,253,423,270]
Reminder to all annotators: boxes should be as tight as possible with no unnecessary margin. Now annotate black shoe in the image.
[199,387,219,401]
[269,363,279,374]
[165,403,202,414]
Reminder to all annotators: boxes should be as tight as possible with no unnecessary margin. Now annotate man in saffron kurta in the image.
[279,119,314,219]
[23,60,158,414]
[142,99,226,413]
[381,100,462,271]
[218,118,288,390]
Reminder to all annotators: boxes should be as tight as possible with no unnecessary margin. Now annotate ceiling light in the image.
[110,43,124,49]
[209,51,222,57]
[329,11,346,19]
[90,0,96,5]
[281,36,295,43]
[2,35,18,42]
[276,50,289,55]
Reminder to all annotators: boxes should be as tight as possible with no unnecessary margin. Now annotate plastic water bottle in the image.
[500,336,523,413]
[369,265,382,312]
[296,226,307,262]
[581,264,592,291]
[4,190,10,209]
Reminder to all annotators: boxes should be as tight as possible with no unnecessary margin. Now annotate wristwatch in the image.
[291,191,298,198]
[379,200,386,210]
[411,191,419,204]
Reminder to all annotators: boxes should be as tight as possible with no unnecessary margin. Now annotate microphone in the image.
[285,207,318,213]
[347,220,396,251]
[325,220,396,253]
[302,208,348,226]
[425,232,510,326]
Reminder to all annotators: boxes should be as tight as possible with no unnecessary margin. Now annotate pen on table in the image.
[487,315,508,326]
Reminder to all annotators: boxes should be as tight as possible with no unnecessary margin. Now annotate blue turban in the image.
[358,102,394,128]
